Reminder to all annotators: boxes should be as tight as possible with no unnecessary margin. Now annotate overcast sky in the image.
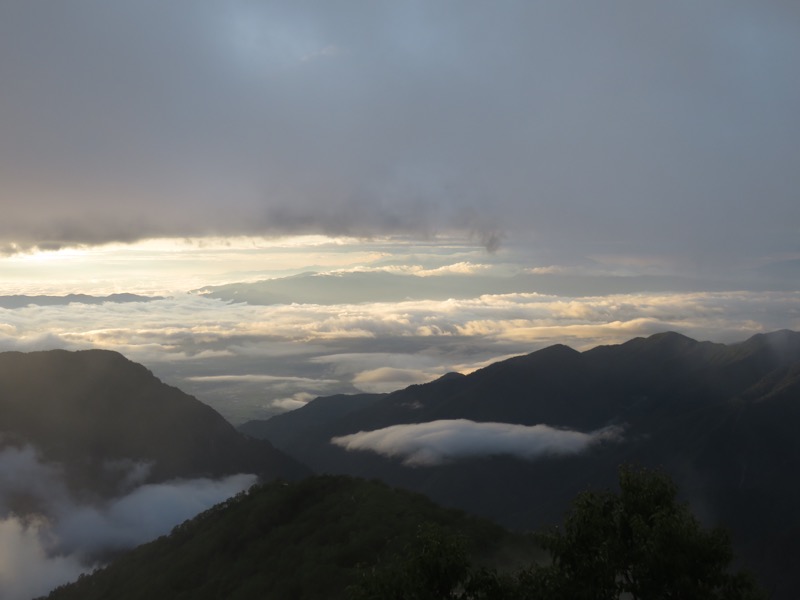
[1,1,798,273]
[1,2,799,423]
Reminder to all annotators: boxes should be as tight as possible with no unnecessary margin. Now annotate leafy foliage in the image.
[42,476,528,600]
[240,331,800,599]
[349,466,766,600]
[529,465,766,599]
[347,523,521,600]
[43,468,765,600]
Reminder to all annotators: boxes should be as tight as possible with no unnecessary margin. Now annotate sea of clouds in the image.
[0,284,797,424]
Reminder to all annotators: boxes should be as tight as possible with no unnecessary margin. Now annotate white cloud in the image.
[102,459,153,492]
[525,265,564,275]
[271,392,315,412]
[1,288,798,423]
[331,419,623,466]
[0,517,87,600]
[352,367,438,393]
[0,444,256,597]
[331,262,492,277]
[186,374,339,386]
[53,474,257,558]
[0,444,70,512]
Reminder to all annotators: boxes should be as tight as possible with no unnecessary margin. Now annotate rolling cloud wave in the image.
[331,419,623,466]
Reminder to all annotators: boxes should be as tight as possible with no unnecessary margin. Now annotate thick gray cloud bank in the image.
[0,444,256,600]
[331,419,623,466]
[1,1,799,267]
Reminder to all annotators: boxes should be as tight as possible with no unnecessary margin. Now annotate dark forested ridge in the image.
[241,330,800,598]
[0,349,308,498]
[1,333,796,597]
[41,469,766,600]
[41,476,536,600]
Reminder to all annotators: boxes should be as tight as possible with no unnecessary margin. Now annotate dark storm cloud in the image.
[1,1,798,265]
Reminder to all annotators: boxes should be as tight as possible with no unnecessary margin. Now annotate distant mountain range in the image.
[195,269,758,306]
[0,294,162,308]
[241,330,800,598]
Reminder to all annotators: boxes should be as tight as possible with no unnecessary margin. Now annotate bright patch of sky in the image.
[0,236,410,295]
[1,233,798,424]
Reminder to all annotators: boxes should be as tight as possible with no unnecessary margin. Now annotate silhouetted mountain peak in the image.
[739,329,800,358]
[435,371,466,382]
[491,343,581,372]
[237,330,800,598]
[625,331,700,351]
[0,349,309,496]
[539,342,581,356]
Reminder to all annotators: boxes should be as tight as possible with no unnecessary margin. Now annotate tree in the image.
[346,523,517,600]
[348,466,766,599]
[528,464,766,600]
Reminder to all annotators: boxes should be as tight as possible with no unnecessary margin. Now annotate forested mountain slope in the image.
[241,330,800,598]
[42,476,535,600]
[0,349,308,499]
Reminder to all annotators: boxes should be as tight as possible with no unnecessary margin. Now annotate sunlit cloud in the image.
[271,392,316,412]
[0,235,444,295]
[186,374,339,385]
[352,367,438,393]
[330,262,491,277]
[1,289,798,422]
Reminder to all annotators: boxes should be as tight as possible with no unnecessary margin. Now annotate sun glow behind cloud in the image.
[0,233,799,424]
[0,235,402,295]
[1,281,798,424]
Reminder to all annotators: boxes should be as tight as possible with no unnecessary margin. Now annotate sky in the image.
[1,1,799,423]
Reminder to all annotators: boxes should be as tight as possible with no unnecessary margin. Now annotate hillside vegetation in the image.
[43,468,765,600]
[241,330,800,596]
[42,476,536,600]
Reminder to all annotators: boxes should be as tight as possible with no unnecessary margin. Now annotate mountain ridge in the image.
[41,475,536,600]
[240,329,800,598]
[0,348,309,500]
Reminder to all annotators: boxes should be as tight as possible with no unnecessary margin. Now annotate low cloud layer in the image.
[0,518,86,600]
[53,474,257,558]
[1,283,798,423]
[0,238,797,425]
[0,444,256,600]
[331,419,623,466]
[352,367,437,394]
